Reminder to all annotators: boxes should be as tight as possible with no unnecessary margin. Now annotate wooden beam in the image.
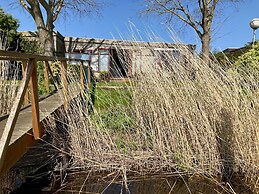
[87,62,91,88]
[0,128,40,176]
[0,50,90,63]
[0,50,61,61]
[98,50,101,72]
[22,60,29,105]
[0,59,34,172]
[61,61,68,109]
[30,59,41,139]
[44,61,50,94]
[108,49,112,81]
[130,49,133,78]
[80,61,86,95]
[45,61,58,91]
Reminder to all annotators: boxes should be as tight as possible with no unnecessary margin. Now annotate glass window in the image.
[91,55,99,71]
[100,54,109,71]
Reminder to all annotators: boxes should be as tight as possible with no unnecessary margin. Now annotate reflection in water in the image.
[58,173,253,194]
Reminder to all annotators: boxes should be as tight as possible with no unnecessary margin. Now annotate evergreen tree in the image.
[0,7,19,50]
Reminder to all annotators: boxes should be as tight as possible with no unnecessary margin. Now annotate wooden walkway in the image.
[0,50,90,175]
[0,90,69,174]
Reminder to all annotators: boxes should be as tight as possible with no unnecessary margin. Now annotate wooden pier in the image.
[0,50,90,175]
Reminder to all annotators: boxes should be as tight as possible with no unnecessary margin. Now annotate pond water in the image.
[47,173,253,194]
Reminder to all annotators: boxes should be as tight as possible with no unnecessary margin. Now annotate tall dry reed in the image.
[44,39,258,192]
[0,33,20,116]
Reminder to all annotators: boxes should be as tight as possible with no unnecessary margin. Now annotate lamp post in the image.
[250,18,259,45]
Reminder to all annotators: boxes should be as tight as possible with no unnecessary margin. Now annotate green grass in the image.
[94,81,133,111]
[96,80,133,87]
[90,80,135,135]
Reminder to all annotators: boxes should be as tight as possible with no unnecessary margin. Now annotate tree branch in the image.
[19,0,32,14]
[39,0,50,12]
[53,0,64,22]
[211,0,219,14]
[154,0,203,37]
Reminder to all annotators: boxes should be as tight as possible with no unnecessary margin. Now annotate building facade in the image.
[62,36,196,79]
[21,31,196,79]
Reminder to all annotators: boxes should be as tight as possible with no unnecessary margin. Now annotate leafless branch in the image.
[19,0,32,14]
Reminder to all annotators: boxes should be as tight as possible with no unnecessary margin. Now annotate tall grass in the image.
[0,34,20,116]
[1,32,257,191]
[44,37,259,193]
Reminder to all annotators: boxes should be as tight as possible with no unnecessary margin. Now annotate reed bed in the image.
[0,34,20,116]
[43,39,259,193]
[0,68,20,116]
[0,32,258,192]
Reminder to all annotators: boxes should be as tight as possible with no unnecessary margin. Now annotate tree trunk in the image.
[29,1,54,56]
[201,32,211,64]
[38,28,54,56]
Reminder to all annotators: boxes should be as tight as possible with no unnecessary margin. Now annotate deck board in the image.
[0,85,81,174]
[0,91,64,145]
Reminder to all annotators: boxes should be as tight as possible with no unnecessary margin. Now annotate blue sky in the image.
[1,0,259,52]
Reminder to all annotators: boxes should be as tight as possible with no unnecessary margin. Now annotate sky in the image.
[1,0,259,52]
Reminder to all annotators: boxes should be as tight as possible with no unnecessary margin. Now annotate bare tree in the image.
[19,0,103,56]
[143,0,240,62]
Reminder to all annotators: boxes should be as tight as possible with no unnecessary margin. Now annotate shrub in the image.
[234,43,259,80]
[99,70,108,81]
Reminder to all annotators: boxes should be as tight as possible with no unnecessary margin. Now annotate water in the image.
[53,172,254,194]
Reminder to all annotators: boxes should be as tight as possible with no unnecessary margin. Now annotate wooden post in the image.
[80,61,86,94]
[44,61,50,94]
[61,60,68,109]
[30,59,41,139]
[98,50,101,72]
[87,62,91,88]
[0,59,34,172]
[108,49,111,81]
[130,49,133,78]
[22,60,29,105]
[45,61,58,91]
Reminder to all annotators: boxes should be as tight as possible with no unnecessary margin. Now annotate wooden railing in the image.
[0,50,91,173]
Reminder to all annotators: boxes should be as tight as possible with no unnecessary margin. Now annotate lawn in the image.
[93,81,133,111]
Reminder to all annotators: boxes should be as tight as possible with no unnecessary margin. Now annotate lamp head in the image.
[250,18,259,30]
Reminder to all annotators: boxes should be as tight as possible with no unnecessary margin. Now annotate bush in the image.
[99,70,108,81]
[234,43,259,79]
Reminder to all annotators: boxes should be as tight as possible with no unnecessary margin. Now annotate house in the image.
[21,31,196,79]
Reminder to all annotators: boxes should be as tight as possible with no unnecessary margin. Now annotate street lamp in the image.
[250,18,259,44]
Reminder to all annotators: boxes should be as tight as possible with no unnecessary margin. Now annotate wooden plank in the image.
[0,59,34,172]
[0,129,37,175]
[80,61,86,95]
[44,61,50,94]
[108,49,112,81]
[87,62,91,88]
[30,59,41,139]
[45,61,58,91]
[0,85,81,175]
[0,50,61,61]
[22,60,29,105]
[130,49,133,78]
[61,61,68,109]
[0,50,90,63]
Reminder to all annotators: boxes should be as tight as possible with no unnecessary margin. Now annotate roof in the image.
[64,36,196,53]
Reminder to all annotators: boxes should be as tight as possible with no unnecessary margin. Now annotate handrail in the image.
[0,50,90,62]
[0,50,90,174]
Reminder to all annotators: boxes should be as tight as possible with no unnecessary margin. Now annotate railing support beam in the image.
[30,59,41,139]
[0,59,34,172]
[80,61,86,96]
[44,61,50,94]
[61,60,68,109]
[22,60,29,105]
[87,62,91,88]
